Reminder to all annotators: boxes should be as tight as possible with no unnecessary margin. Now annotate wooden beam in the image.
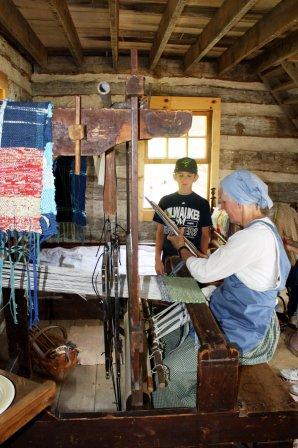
[282,96,298,105]
[282,61,298,83]
[254,30,298,74]
[184,0,258,72]
[108,0,119,70]
[149,0,187,70]
[259,72,298,130]
[272,80,297,93]
[53,108,192,156]
[0,0,47,67]
[46,0,83,66]
[262,65,283,79]
[219,0,298,74]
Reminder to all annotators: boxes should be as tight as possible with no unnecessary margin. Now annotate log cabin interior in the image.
[0,0,297,447]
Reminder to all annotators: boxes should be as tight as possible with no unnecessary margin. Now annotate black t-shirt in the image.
[153,192,212,259]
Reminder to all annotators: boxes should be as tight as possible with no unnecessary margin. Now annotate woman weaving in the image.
[153,169,291,408]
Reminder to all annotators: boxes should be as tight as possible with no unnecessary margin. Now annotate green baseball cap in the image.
[174,157,198,174]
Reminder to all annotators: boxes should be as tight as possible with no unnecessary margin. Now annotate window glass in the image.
[147,138,167,159]
[188,115,207,137]
[168,138,187,159]
[188,138,207,159]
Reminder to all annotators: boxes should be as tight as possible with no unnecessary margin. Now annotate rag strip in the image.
[0,100,57,326]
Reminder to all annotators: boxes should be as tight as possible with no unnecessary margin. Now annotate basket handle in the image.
[29,325,68,345]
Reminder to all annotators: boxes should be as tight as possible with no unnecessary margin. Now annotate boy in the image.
[153,157,212,275]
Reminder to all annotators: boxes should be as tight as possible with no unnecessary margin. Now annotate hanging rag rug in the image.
[0,100,57,326]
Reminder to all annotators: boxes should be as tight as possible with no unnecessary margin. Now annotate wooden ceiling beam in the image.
[253,30,298,74]
[149,0,187,71]
[282,61,298,83]
[288,54,298,62]
[218,0,298,74]
[0,0,47,67]
[108,0,119,70]
[46,0,83,66]
[282,96,298,105]
[184,0,258,72]
[272,80,297,93]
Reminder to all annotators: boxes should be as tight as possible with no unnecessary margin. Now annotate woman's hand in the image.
[155,259,165,275]
[167,228,185,250]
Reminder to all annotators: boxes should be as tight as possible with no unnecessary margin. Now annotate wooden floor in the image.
[0,319,119,415]
[270,327,297,370]
[0,317,297,415]
[52,364,117,415]
[40,319,119,415]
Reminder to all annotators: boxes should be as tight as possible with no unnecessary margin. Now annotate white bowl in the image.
[0,375,15,414]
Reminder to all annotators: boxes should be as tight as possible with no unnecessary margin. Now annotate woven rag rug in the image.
[156,276,207,304]
[0,100,57,326]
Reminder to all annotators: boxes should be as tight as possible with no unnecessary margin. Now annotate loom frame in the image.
[1,50,298,447]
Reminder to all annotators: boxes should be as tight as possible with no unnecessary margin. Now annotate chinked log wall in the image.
[31,55,298,240]
[0,36,32,101]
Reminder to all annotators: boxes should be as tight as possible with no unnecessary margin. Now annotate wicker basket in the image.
[29,325,79,380]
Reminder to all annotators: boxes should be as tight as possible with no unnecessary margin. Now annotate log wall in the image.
[32,55,298,241]
[0,36,32,100]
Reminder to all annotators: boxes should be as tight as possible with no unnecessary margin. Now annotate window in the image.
[141,97,221,221]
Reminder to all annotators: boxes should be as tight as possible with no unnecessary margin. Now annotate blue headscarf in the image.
[220,169,273,209]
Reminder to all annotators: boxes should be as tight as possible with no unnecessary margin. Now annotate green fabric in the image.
[240,312,280,365]
[152,333,197,409]
[157,276,206,304]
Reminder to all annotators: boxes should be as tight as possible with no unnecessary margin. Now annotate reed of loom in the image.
[145,197,207,258]
[142,299,167,389]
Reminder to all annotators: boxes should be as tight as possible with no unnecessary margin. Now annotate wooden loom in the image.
[1,50,297,447]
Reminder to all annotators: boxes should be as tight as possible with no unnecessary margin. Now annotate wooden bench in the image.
[188,303,297,418]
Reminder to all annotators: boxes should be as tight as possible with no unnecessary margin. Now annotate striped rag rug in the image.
[0,100,57,326]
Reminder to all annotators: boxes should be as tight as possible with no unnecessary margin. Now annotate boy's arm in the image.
[200,226,210,254]
[155,223,165,275]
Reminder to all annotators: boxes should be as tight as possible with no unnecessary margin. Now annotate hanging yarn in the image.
[70,156,87,227]
[54,155,87,231]
[0,100,56,326]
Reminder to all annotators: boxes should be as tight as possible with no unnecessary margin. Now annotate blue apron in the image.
[210,219,291,354]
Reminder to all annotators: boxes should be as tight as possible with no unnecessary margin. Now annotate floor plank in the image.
[57,365,97,414]
[94,365,117,412]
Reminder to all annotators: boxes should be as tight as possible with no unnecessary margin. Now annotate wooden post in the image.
[74,95,81,175]
[126,49,145,408]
